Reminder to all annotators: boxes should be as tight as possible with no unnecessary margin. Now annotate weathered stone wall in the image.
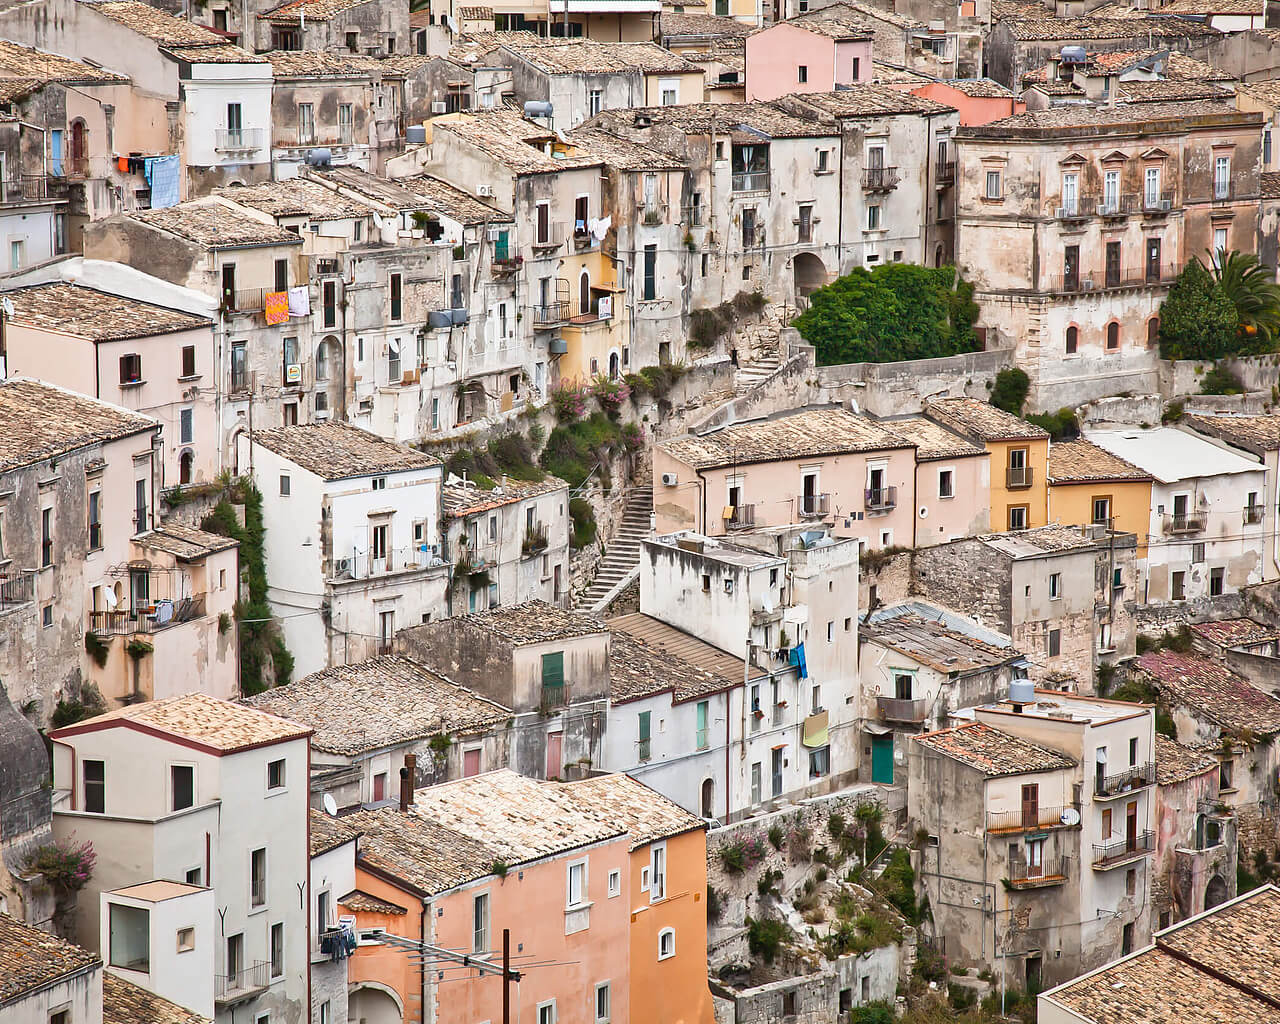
[1159,355,1280,399]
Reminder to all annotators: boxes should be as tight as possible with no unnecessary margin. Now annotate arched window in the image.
[658,927,675,960]
[579,269,590,316]
[179,450,194,485]
[608,352,620,380]
[701,778,714,818]
[70,119,88,176]
[1065,326,1078,354]
[1106,322,1120,350]
[1147,317,1160,348]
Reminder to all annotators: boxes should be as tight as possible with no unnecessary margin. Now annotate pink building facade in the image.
[745,22,873,101]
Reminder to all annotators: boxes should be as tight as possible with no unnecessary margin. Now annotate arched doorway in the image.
[1205,873,1228,910]
[579,269,590,316]
[178,450,193,485]
[349,982,403,1024]
[792,252,827,300]
[701,778,714,818]
[70,119,87,176]
[608,352,620,380]
[935,244,945,267]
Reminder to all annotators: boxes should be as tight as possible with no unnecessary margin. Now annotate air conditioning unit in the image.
[1081,279,1096,291]
[285,363,302,384]
[478,184,494,197]
[661,472,678,487]
[431,100,447,114]
[487,226,501,241]
[334,557,353,579]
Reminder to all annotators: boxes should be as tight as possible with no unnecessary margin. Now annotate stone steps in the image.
[578,486,653,609]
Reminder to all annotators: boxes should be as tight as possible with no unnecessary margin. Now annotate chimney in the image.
[399,753,417,812]
[1047,55,1060,82]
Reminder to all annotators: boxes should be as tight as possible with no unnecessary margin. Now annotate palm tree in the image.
[1200,248,1280,345]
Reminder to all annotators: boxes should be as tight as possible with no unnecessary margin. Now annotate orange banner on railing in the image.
[265,290,289,325]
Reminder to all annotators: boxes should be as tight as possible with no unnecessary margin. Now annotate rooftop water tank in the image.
[1009,678,1036,705]
[524,101,554,119]
[304,148,332,168]
[1060,45,1087,65]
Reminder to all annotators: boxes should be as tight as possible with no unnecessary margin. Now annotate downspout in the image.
[911,457,920,549]
[836,125,845,271]
[696,467,707,534]
[420,896,429,1024]
[725,684,732,821]
[305,740,313,1022]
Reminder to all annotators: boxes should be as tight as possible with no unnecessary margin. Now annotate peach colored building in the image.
[909,79,1025,125]
[654,408,918,552]
[745,6,873,102]
[342,770,713,1024]
[887,416,992,544]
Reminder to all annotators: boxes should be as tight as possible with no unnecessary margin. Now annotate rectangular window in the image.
[650,846,665,901]
[322,280,337,329]
[1008,505,1027,530]
[539,1003,557,1024]
[1092,497,1111,525]
[1103,169,1120,212]
[1048,628,1061,657]
[638,710,651,761]
[473,892,489,952]
[541,650,565,691]
[230,341,247,392]
[866,204,880,230]
[568,861,586,907]
[985,169,1001,199]
[1061,172,1077,215]
[1049,572,1061,600]
[938,469,954,498]
[797,204,812,244]
[1214,155,1230,199]
[608,870,620,897]
[595,982,611,1022]
[109,902,150,971]
[171,764,194,811]
[1210,566,1225,596]
[119,353,142,384]
[338,103,353,145]
[180,408,193,445]
[270,922,284,978]
[298,103,314,145]
[1145,166,1160,207]
[267,759,286,791]
[181,345,196,378]
[1172,570,1186,601]
[279,474,290,496]
[41,506,53,566]
[809,745,830,778]
[250,847,267,908]
[589,89,603,116]
[390,273,403,321]
[797,64,808,83]
[274,258,289,293]
[88,490,102,550]
[642,244,657,301]
[537,202,550,244]
[695,701,709,750]
[84,759,105,813]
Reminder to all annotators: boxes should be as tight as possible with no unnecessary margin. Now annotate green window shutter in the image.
[639,711,651,741]
[541,651,565,689]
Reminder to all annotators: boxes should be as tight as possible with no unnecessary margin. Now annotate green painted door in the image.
[871,734,894,784]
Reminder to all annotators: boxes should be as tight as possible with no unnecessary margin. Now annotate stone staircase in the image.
[577,485,653,611]
[732,308,786,390]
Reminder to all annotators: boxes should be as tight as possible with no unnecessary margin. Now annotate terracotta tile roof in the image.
[944,77,1015,98]
[501,38,704,75]
[310,808,361,856]
[873,60,934,84]
[1183,412,1280,453]
[607,627,736,704]
[779,2,876,38]
[162,42,266,63]
[1120,79,1233,102]
[52,692,311,753]
[1045,945,1280,1023]
[442,475,569,519]
[251,422,441,480]
[981,525,1098,557]
[134,524,239,562]
[261,49,380,77]
[925,397,1049,442]
[914,721,1076,776]
[777,84,956,118]
[411,769,626,863]
[84,0,230,44]
[1163,0,1261,13]
[217,178,376,221]
[568,128,690,171]
[0,378,155,473]
[246,655,511,756]
[1155,734,1217,785]
[448,30,544,64]
[339,888,407,914]
[396,173,513,224]
[1136,651,1280,735]
[1023,48,1234,83]
[458,4,493,18]
[1158,886,1280,999]
[1001,15,1221,41]
[0,39,127,86]
[564,773,707,849]
[860,608,1018,673]
[960,99,1245,136]
[609,612,766,683]
[132,200,303,248]
[0,912,99,1001]
[260,0,379,23]
[104,972,210,1024]
[310,166,441,212]
[456,600,606,645]
[659,11,751,36]
[1188,617,1278,649]
[887,416,984,460]
[434,109,605,175]
[1240,79,1280,106]
[345,806,495,896]
[3,283,211,341]
[589,101,839,138]
[1048,439,1152,484]
[660,407,912,469]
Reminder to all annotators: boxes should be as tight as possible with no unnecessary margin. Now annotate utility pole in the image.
[503,928,513,1024]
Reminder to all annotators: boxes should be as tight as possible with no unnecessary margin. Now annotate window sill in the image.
[120,380,146,389]
[248,905,269,917]
[938,494,955,501]
[814,169,834,176]
[178,374,202,383]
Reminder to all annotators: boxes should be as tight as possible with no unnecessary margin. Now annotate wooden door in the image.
[1021,784,1039,829]
[546,731,563,780]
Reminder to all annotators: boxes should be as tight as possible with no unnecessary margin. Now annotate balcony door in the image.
[1173,493,1189,523]
[1021,783,1039,829]
[1126,800,1138,851]
[1063,245,1079,292]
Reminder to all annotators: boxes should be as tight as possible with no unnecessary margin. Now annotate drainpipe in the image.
[696,467,707,535]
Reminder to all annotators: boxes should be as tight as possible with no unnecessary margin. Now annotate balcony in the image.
[1007,855,1069,889]
[1143,191,1175,215]
[225,288,270,314]
[1092,830,1155,869]
[936,160,955,186]
[0,175,54,205]
[732,171,770,193]
[532,302,570,328]
[1047,263,1179,293]
[1006,466,1033,490]
[0,570,35,610]
[1244,504,1265,525]
[798,492,830,518]
[1096,194,1138,218]
[725,503,756,530]
[214,127,265,153]
[522,522,548,556]
[988,805,1080,834]
[638,737,652,762]
[540,682,569,714]
[877,696,926,723]
[215,961,270,1007]
[88,595,208,637]
[639,202,667,226]
[1055,203,1090,223]
[1163,512,1206,535]
[1095,762,1155,799]
[329,545,446,582]
[862,167,900,192]
[865,485,897,512]
[532,223,565,252]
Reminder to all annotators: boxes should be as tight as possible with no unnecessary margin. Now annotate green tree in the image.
[1206,248,1280,349]
[1157,259,1239,360]
[792,264,979,365]
[989,368,1030,415]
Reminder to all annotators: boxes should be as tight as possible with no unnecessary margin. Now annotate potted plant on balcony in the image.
[84,630,109,668]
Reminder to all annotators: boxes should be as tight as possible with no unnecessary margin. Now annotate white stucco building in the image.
[1088,427,1268,603]
[242,421,447,677]
[48,693,312,1024]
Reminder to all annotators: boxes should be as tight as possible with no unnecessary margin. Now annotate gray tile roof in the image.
[914,721,1076,776]
[251,422,441,480]
[0,379,155,473]
[0,912,99,1001]
[3,283,211,341]
[455,600,606,645]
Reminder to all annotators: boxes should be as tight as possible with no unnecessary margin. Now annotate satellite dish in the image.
[1060,807,1080,827]
[919,506,929,520]
[1,297,13,318]
[323,793,338,817]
